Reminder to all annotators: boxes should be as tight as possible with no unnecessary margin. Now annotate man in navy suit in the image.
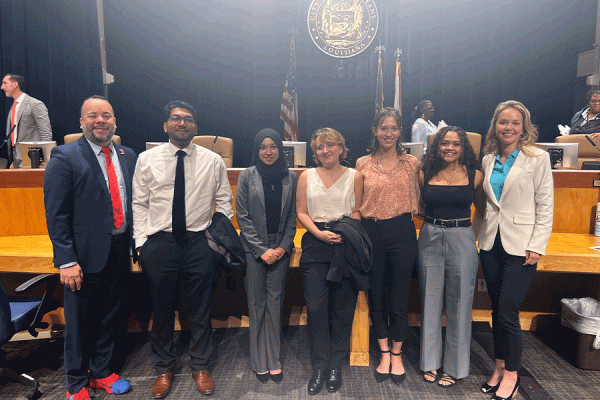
[44,96,136,400]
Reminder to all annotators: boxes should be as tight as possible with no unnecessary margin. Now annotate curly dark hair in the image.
[420,126,480,183]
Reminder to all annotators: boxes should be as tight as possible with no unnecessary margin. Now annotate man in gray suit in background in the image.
[2,74,52,168]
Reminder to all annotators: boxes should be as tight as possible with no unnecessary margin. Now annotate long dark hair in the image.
[421,126,480,183]
[367,107,405,155]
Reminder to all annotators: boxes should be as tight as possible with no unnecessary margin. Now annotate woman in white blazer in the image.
[476,101,553,400]
[236,128,297,384]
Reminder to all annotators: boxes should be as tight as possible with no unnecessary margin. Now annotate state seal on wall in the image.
[307,0,379,59]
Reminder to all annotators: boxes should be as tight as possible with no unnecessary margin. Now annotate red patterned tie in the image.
[101,147,124,229]
[10,101,18,146]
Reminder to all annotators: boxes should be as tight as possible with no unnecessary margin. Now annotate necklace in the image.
[438,167,466,185]
[375,154,401,174]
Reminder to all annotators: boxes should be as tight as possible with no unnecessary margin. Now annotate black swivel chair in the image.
[0,274,59,399]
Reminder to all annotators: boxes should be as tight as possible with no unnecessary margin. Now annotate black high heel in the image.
[269,372,283,384]
[492,377,520,400]
[390,351,406,385]
[255,372,269,383]
[374,350,390,382]
[481,381,500,394]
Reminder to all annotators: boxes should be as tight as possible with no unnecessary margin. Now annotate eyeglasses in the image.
[169,115,196,124]
[316,143,340,151]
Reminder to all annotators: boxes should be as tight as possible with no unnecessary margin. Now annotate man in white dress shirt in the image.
[132,100,233,398]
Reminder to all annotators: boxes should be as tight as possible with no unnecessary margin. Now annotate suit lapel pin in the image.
[119,149,125,154]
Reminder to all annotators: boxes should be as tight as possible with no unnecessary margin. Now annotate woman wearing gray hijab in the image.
[236,128,297,384]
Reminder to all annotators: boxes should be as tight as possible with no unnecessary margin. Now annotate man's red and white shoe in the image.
[66,386,91,400]
[90,373,132,394]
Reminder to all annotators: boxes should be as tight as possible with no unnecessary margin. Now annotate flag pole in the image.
[393,48,402,117]
[375,45,385,113]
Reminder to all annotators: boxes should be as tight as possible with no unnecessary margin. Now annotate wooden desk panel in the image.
[539,233,600,273]
[0,187,47,237]
[553,188,598,234]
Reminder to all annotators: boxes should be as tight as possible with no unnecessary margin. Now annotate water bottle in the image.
[595,202,600,237]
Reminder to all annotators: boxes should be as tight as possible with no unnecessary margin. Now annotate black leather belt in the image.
[424,216,471,228]
[314,221,340,230]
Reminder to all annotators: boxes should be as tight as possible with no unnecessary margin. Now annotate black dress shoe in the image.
[307,369,325,395]
[269,372,283,384]
[326,369,342,393]
[255,372,269,383]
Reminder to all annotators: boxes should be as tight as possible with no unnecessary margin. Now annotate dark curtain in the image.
[0,0,102,160]
[1,0,597,166]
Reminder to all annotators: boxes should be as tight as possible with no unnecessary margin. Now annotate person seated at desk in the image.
[570,86,600,136]
[411,100,437,150]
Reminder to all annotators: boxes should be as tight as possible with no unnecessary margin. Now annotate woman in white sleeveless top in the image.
[296,128,363,395]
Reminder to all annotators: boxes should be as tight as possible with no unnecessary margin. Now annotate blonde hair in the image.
[310,127,348,166]
[484,100,538,156]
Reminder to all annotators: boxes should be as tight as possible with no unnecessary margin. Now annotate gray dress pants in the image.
[244,234,289,373]
[418,223,478,379]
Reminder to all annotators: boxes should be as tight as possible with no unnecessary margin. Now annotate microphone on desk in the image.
[211,135,219,152]
[585,135,600,153]
[1,125,15,151]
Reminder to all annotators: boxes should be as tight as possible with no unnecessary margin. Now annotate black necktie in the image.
[173,150,186,246]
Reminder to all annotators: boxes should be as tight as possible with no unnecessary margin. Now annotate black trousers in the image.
[479,231,537,371]
[139,231,215,373]
[64,233,129,394]
[300,232,359,370]
[362,214,417,343]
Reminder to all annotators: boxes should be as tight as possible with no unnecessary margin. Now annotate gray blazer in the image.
[6,94,52,168]
[236,166,297,259]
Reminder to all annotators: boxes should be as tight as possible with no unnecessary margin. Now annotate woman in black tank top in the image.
[417,126,483,387]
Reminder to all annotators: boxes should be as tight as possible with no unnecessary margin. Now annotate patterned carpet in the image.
[1,322,599,399]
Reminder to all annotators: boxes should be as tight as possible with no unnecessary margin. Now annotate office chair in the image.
[427,131,482,159]
[0,274,59,399]
[64,133,122,145]
[191,136,234,167]
[555,134,600,169]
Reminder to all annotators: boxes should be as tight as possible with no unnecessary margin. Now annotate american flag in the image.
[281,31,299,142]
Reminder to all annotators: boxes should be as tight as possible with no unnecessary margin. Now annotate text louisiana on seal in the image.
[308,0,379,59]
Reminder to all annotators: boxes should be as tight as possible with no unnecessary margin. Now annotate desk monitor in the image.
[282,141,307,167]
[401,142,424,162]
[18,141,56,168]
[146,142,167,150]
[535,142,578,169]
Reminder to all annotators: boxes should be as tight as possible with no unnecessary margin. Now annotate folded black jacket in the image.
[206,211,246,273]
[329,216,372,291]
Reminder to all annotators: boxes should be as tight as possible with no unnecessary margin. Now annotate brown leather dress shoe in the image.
[192,370,214,395]
[152,373,174,399]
